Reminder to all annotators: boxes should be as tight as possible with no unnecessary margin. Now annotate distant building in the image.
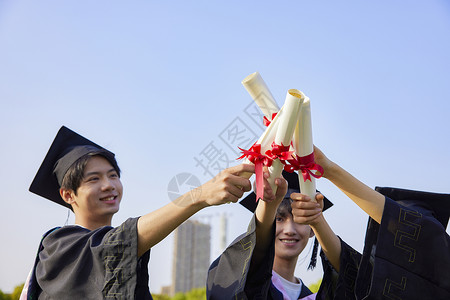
[171,219,211,295]
[219,212,228,251]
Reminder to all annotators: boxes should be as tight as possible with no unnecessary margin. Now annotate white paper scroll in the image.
[239,72,281,180]
[242,72,280,120]
[267,89,304,193]
[293,97,316,199]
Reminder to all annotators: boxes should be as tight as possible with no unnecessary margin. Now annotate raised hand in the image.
[197,163,255,207]
[313,146,336,178]
[290,192,324,226]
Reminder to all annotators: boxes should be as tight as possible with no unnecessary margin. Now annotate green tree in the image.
[152,293,170,300]
[308,278,322,293]
[0,289,11,300]
[185,287,206,300]
[10,283,24,300]
[171,292,186,300]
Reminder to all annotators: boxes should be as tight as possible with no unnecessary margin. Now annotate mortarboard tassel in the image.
[308,237,319,270]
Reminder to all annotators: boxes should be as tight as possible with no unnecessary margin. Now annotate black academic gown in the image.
[317,197,450,299]
[207,215,313,300]
[28,217,152,300]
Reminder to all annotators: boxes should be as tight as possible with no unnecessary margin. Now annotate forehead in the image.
[84,155,114,171]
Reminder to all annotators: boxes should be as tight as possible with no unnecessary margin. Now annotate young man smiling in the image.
[207,171,332,300]
[22,126,255,299]
[271,197,316,290]
[59,155,123,230]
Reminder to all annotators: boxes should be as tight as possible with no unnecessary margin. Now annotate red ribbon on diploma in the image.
[285,152,324,182]
[263,112,278,127]
[265,142,293,162]
[237,143,273,201]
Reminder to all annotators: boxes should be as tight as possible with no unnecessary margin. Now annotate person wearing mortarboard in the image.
[290,146,450,299]
[206,170,333,299]
[20,126,256,299]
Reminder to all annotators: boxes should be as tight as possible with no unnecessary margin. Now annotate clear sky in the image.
[1,0,449,294]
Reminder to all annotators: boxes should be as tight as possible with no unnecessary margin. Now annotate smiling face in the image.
[61,155,123,229]
[274,200,313,262]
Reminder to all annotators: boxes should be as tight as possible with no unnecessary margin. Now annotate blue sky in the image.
[1,0,449,294]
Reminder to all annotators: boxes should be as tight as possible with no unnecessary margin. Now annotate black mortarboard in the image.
[29,126,116,209]
[375,186,450,229]
[239,170,333,270]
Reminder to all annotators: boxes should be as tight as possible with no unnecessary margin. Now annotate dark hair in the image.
[60,150,121,195]
[276,197,293,217]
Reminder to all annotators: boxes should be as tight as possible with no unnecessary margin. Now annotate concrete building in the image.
[170,219,211,295]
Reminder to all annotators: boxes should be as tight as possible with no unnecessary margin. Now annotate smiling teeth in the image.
[281,240,297,244]
[102,197,115,201]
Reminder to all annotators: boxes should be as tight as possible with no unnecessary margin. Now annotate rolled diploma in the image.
[256,105,284,153]
[242,72,280,120]
[267,89,304,193]
[239,105,284,180]
[293,97,316,199]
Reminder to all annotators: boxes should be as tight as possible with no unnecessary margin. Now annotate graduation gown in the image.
[207,215,313,299]
[28,217,152,300]
[317,197,450,299]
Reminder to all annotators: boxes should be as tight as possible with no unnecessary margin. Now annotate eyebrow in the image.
[276,212,286,218]
[84,168,117,177]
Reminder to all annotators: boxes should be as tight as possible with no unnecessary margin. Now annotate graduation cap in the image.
[239,170,333,270]
[375,186,450,229]
[29,126,117,209]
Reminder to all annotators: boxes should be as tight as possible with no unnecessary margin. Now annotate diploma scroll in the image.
[293,98,316,199]
[267,89,304,194]
[238,73,323,202]
[242,72,280,121]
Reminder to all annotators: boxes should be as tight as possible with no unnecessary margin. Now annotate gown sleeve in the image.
[316,238,362,300]
[354,197,450,299]
[206,215,276,300]
[317,197,450,299]
[35,217,151,299]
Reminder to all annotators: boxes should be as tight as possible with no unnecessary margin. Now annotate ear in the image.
[309,226,315,238]
[60,188,76,205]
